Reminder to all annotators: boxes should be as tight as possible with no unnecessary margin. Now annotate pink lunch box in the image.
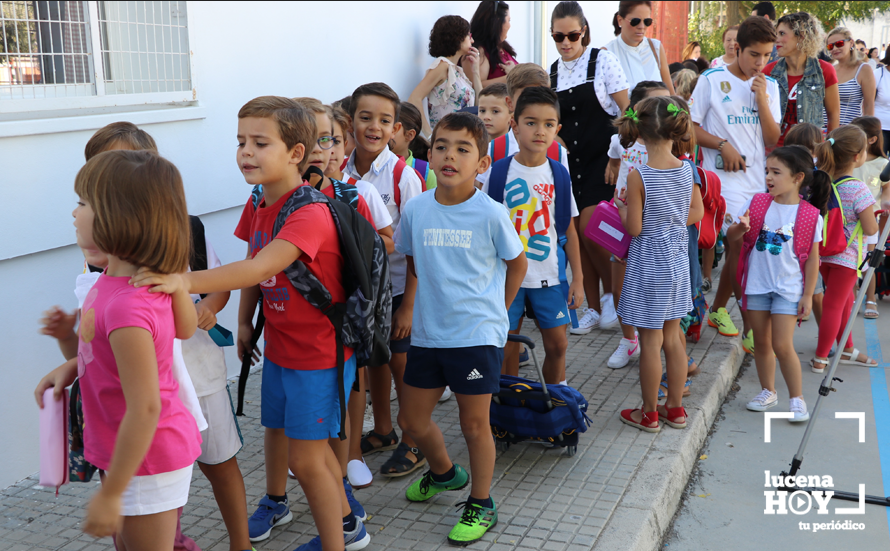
[585,199,632,259]
[39,387,69,492]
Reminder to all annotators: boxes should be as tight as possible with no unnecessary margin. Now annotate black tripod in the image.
[777,210,890,507]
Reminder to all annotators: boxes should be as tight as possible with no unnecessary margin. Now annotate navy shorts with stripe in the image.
[403,346,502,395]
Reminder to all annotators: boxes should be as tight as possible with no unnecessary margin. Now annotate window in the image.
[1,0,194,111]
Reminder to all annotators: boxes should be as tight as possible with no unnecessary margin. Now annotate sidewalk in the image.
[0,298,744,551]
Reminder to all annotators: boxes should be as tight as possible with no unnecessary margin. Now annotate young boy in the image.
[691,16,780,353]
[483,87,584,385]
[396,112,527,545]
[342,83,428,478]
[478,83,512,141]
[132,96,369,551]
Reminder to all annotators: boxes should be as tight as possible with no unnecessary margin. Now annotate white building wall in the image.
[841,12,890,53]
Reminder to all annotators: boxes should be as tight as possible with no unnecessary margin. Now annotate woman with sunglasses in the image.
[762,12,840,146]
[603,1,675,97]
[825,27,876,125]
[549,1,630,334]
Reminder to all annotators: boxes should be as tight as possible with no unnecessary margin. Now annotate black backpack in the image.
[237,173,392,437]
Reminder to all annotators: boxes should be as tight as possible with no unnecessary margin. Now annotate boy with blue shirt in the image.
[483,87,584,385]
[395,112,527,546]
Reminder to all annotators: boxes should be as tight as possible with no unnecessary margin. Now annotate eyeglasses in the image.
[552,30,583,43]
[826,40,847,51]
[317,136,334,150]
[629,17,653,27]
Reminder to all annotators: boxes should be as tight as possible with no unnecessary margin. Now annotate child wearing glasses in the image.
[604,0,675,95]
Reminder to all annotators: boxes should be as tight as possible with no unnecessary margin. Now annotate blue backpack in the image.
[490,374,591,441]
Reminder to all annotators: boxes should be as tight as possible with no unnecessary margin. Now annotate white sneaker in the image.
[362,403,374,433]
[347,458,374,488]
[438,386,453,402]
[746,388,778,412]
[600,294,619,329]
[608,333,640,368]
[789,397,810,422]
[570,308,600,335]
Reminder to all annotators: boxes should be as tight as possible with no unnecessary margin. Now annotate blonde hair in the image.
[506,63,550,98]
[74,150,189,274]
[84,121,157,161]
[776,12,824,59]
[671,69,698,101]
[238,96,317,172]
[826,26,863,62]
[816,125,867,176]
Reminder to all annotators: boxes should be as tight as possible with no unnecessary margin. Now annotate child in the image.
[812,125,880,372]
[614,96,703,433]
[408,15,482,138]
[478,83,512,141]
[731,146,830,421]
[390,101,437,189]
[395,112,527,545]
[39,150,202,548]
[691,16,781,354]
[343,83,427,480]
[333,96,356,162]
[850,116,890,319]
[482,86,582,384]
[134,96,370,551]
[604,81,669,369]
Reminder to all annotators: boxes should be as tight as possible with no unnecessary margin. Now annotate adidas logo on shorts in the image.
[467,369,483,381]
[556,311,565,319]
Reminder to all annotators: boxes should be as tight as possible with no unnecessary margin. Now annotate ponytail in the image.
[816,125,867,177]
[808,169,833,216]
[612,12,620,36]
[814,140,836,177]
[614,110,641,149]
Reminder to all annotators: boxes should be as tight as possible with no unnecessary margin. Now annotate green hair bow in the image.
[667,103,688,117]
[624,108,639,122]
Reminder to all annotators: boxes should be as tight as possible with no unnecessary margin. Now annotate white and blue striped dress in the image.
[825,63,865,126]
[617,163,694,329]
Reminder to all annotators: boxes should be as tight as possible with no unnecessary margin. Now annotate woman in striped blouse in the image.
[825,27,876,125]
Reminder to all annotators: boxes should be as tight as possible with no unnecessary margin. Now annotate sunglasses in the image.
[552,30,583,43]
[629,17,653,27]
[826,40,847,51]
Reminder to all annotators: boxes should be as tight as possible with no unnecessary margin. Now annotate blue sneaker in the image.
[343,478,367,521]
[518,347,530,367]
[293,518,371,551]
[248,496,293,542]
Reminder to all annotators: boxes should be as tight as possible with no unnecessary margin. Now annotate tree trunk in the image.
[726,1,741,27]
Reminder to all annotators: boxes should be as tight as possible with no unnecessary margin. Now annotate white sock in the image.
[559,380,567,386]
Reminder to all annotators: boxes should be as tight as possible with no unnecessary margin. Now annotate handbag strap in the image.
[647,38,659,65]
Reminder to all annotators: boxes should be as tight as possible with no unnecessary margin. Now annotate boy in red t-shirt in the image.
[132,96,369,551]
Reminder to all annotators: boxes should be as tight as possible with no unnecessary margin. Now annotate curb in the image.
[591,327,745,551]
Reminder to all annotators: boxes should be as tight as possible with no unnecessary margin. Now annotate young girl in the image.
[614,95,703,432]
[408,15,482,138]
[850,116,890,319]
[390,102,437,189]
[731,146,830,421]
[812,125,880,372]
[604,80,668,370]
[41,150,202,549]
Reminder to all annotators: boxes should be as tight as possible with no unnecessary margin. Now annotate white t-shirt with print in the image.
[353,179,394,230]
[482,159,579,288]
[607,134,648,194]
[738,199,823,303]
[476,129,571,187]
[554,46,629,116]
[691,66,781,221]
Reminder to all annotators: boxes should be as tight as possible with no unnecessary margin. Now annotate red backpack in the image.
[490,133,563,164]
[694,166,726,250]
[347,157,416,212]
[736,193,820,311]
[820,177,864,264]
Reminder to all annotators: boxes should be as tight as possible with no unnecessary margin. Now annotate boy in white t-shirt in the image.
[483,87,583,385]
[691,15,781,351]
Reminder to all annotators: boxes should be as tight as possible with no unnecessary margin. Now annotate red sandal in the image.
[657,406,687,429]
[619,409,660,433]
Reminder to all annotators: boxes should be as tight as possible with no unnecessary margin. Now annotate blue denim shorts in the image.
[745,293,799,316]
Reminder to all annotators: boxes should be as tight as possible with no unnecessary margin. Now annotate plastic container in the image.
[39,387,69,492]
[585,200,631,258]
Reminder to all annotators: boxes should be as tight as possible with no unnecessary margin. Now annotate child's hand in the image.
[392,303,413,341]
[614,187,628,209]
[129,268,186,295]
[238,322,262,366]
[33,360,77,408]
[195,301,217,331]
[39,306,77,341]
[498,60,517,74]
[798,295,813,321]
[82,488,122,539]
[738,209,751,234]
[567,279,585,311]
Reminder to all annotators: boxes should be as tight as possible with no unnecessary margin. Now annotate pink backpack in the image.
[736,193,820,311]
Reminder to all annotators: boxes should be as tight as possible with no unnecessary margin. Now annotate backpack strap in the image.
[737,193,773,310]
[392,157,408,212]
[491,134,509,164]
[414,159,430,190]
[794,199,820,292]
[346,177,358,186]
[549,60,558,90]
[250,184,264,210]
[547,141,562,163]
[487,155,513,204]
[832,176,866,274]
[549,158,572,239]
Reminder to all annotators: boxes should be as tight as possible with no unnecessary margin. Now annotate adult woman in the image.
[876,49,890,155]
[826,27,876,124]
[603,1,675,96]
[682,41,702,61]
[710,26,739,68]
[868,47,880,69]
[551,1,630,331]
[463,1,519,87]
[763,12,840,146]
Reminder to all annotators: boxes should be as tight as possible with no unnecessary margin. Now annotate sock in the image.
[431,465,456,483]
[559,380,567,386]
[267,494,287,504]
[466,495,493,509]
[343,511,357,532]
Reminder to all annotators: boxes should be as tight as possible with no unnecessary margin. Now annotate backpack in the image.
[736,193,820,311]
[489,374,591,442]
[820,177,865,268]
[695,166,726,250]
[408,156,430,190]
[347,157,413,210]
[490,133,563,165]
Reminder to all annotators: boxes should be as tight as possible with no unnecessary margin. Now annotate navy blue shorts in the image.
[403,346,502,395]
[390,294,411,355]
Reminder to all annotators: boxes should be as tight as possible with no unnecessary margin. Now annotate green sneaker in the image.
[742,329,754,355]
[447,500,498,546]
[707,307,739,336]
[406,465,469,502]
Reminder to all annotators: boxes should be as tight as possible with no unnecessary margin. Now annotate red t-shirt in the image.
[234,184,352,370]
[764,60,837,146]
[319,183,376,228]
